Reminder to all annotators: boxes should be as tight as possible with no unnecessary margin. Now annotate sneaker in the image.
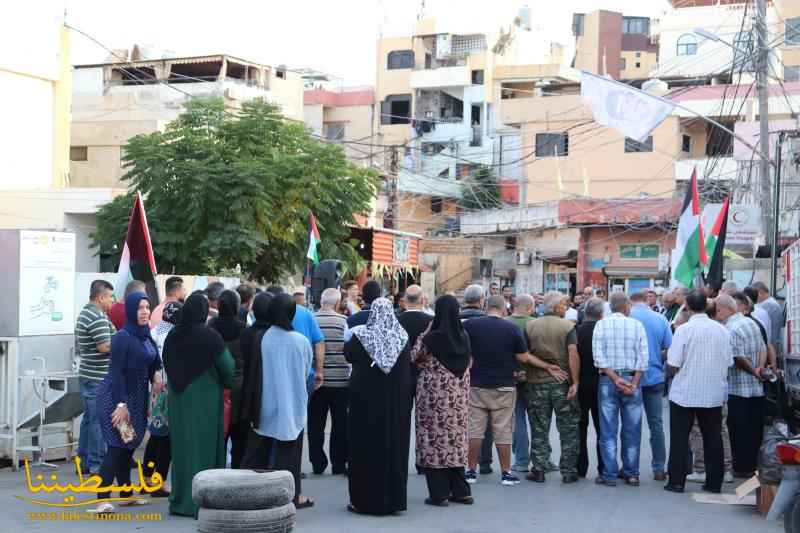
[686,471,705,483]
[501,471,521,486]
[724,471,734,484]
[465,469,478,484]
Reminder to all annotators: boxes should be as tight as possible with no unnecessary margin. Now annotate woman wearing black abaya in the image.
[239,292,273,429]
[412,295,472,506]
[209,290,246,468]
[344,297,411,515]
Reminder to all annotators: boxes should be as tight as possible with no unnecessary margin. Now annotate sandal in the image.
[295,497,314,510]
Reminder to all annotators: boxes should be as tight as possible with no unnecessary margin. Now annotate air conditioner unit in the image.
[517,250,532,265]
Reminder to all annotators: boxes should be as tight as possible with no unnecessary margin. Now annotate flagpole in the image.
[581,71,770,165]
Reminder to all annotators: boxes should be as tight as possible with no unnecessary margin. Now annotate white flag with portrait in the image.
[580,71,675,143]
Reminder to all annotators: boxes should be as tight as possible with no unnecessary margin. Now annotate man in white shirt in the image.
[664,290,733,494]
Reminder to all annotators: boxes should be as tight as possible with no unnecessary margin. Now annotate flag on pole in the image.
[704,195,730,290]
[115,191,157,299]
[672,168,707,288]
[306,213,321,264]
[580,71,675,143]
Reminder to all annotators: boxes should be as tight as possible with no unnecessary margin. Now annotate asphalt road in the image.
[0,407,779,533]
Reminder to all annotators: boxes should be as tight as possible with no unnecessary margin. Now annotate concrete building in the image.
[572,10,659,80]
[70,52,304,188]
[375,12,578,240]
[0,6,123,271]
[776,0,800,82]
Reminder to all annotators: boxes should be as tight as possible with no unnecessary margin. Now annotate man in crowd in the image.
[751,281,783,359]
[506,295,536,474]
[398,284,434,475]
[661,292,677,320]
[489,282,500,297]
[646,290,661,314]
[502,285,514,315]
[630,291,672,481]
[592,292,649,487]
[565,294,581,323]
[150,276,185,327]
[665,288,687,324]
[308,288,350,475]
[460,284,487,321]
[108,280,146,330]
[463,296,566,486]
[206,281,225,322]
[577,298,604,479]
[75,280,116,475]
[715,293,767,479]
[236,283,256,324]
[342,281,360,316]
[524,292,580,483]
[347,280,381,328]
[595,288,612,317]
[665,290,732,494]
[721,281,738,295]
[293,288,307,308]
[577,286,594,323]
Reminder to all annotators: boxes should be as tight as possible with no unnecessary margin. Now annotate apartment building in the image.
[70,51,304,188]
[777,0,800,82]
[375,12,577,238]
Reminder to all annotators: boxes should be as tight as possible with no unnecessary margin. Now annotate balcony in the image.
[409,66,471,89]
[674,157,739,181]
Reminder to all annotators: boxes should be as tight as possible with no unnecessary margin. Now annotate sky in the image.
[66,0,671,86]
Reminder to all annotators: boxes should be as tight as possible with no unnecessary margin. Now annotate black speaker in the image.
[310,260,342,308]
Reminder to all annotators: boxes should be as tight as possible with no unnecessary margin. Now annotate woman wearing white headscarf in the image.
[344,297,411,515]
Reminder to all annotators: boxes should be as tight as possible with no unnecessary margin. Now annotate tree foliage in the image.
[92,98,378,280]
[460,165,502,211]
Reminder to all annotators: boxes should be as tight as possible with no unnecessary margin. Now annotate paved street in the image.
[0,407,777,533]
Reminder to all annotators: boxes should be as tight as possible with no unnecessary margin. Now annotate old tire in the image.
[198,504,295,533]
[192,469,294,510]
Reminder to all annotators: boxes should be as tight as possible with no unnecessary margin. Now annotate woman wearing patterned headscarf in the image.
[142,300,183,498]
[344,297,412,515]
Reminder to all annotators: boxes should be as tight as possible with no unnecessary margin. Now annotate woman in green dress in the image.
[163,292,234,518]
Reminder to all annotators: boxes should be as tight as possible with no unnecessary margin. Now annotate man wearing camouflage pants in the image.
[523,292,581,483]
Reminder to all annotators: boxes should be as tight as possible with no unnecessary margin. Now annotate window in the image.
[682,134,691,153]
[786,65,800,82]
[619,58,627,70]
[471,69,484,85]
[535,133,568,157]
[636,52,642,58]
[323,122,345,141]
[624,136,653,153]
[572,13,585,37]
[276,67,286,79]
[380,94,412,125]
[787,17,800,46]
[430,197,443,214]
[622,17,649,35]
[387,50,414,69]
[635,62,641,68]
[70,146,87,161]
[677,34,698,56]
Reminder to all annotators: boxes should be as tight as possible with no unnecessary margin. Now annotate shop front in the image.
[349,226,422,300]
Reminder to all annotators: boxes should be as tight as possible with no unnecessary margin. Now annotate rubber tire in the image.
[787,497,800,533]
[198,504,295,533]
[192,469,294,510]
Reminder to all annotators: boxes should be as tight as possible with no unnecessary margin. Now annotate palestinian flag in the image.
[672,168,707,288]
[115,192,157,299]
[306,213,321,264]
[704,196,730,290]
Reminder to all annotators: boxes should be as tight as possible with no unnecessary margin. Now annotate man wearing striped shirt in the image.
[75,280,116,474]
[308,288,350,475]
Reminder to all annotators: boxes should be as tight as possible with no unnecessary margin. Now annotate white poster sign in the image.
[18,231,76,336]
[700,204,762,248]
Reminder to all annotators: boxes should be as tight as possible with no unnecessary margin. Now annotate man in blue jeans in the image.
[630,291,672,481]
[591,292,649,487]
[75,280,116,474]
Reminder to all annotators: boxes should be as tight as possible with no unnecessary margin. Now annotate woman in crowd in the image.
[412,295,473,506]
[163,293,234,518]
[345,298,411,515]
[94,291,163,514]
[209,290,247,468]
[239,292,273,428]
[241,293,315,509]
[142,300,183,498]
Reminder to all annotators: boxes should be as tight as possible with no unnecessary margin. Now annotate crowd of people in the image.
[73,274,781,517]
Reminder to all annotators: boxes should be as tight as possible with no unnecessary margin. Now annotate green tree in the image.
[460,165,502,211]
[92,98,378,280]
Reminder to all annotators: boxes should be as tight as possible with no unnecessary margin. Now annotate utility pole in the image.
[770,132,785,293]
[756,0,772,248]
